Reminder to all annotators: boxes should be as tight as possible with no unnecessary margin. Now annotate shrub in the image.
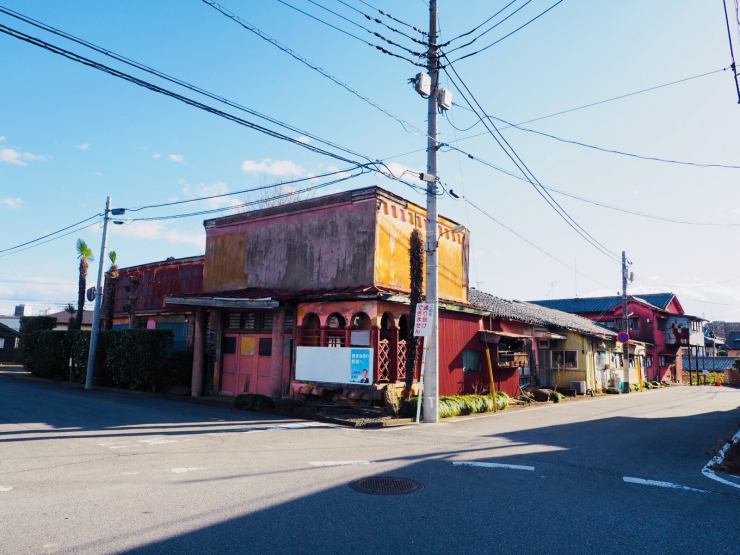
[399,392,509,419]
[106,330,174,392]
[551,391,563,403]
[30,331,68,379]
[235,393,275,410]
[15,316,57,368]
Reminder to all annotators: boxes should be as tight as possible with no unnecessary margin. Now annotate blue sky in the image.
[1,0,740,320]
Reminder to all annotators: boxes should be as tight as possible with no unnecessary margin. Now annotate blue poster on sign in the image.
[349,349,372,384]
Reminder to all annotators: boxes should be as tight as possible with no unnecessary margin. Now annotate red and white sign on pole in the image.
[414,303,435,337]
[413,303,434,424]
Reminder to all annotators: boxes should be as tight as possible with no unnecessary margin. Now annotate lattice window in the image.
[397,339,407,380]
[378,338,390,382]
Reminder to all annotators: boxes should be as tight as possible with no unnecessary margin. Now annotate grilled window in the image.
[284,312,294,331]
[227,312,276,333]
[551,350,578,369]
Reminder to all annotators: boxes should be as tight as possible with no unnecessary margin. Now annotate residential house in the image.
[111,255,204,351]
[529,294,703,383]
[47,310,94,331]
[0,322,19,363]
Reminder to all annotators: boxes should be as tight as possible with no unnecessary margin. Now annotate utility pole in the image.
[423,0,440,423]
[85,197,111,389]
[621,251,630,394]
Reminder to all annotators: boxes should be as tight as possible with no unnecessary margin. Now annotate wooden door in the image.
[220,334,239,396]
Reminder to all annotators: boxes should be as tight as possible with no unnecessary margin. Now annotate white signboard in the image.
[414,303,435,337]
[295,347,374,385]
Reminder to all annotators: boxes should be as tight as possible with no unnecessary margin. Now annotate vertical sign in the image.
[414,303,435,337]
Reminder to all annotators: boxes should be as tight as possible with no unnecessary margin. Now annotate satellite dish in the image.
[86,286,96,302]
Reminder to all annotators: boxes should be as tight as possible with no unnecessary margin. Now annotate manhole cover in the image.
[349,477,424,495]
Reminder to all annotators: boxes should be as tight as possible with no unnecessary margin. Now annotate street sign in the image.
[86,286,97,302]
[617,331,629,344]
[413,303,435,337]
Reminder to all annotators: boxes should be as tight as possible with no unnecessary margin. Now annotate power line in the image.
[721,0,740,103]
[301,0,426,56]
[125,166,369,213]
[0,5,373,166]
[0,221,101,259]
[463,196,614,291]
[450,0,566,63]
[442,57,621,263]
[444,0,533,52]
[0,24,376,169]
[334,0,428,46]
[633,277,740,306]
[441,143,740,227]
[355,0,428,36]
[0,213,102,254]
[441,0,519,46]
[450,108,740,169]
[201,0,429,137]
[273,0,427,66]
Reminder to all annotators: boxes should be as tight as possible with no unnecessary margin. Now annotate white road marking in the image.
[378,425,415,431]
[0,485,13,492]
[307,461,373,466]
[121,472,139,476]
[622,476,712,493]
[453,461,535,471]
[167,467,206,474]
[702,429,740,490]
[138,438,178,445]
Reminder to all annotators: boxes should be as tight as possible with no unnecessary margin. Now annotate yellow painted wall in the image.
[543,332,596,390]
[374,198,468,303]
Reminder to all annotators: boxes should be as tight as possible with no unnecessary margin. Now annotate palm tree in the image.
[103,251,119,331]
[74,239,94,331]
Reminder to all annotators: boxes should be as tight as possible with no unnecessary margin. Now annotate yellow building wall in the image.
[544,332,596,390]
[374,197,468,303]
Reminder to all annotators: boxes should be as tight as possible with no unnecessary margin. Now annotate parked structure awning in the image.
[165,297,278,309]
[534,330,567,340]
[478,330,532,344]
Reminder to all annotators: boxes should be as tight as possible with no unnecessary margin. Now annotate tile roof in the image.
[528,293,676,314]
[722,331,740,346]
[46,310,95,325]
[682,356,737,372]
[469,289,617,338]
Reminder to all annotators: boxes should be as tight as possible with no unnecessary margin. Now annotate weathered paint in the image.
[201,187,468,302]
[114,256,204,314]
[438,310,483,396]
[375,196,468,303]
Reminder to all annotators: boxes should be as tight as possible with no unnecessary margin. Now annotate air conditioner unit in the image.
[538,339,550,349]
[570,381,586,395]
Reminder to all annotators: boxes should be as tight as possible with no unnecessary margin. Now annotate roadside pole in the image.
[423,0,440,423]
[622,251,630,394]
[85,197,111,390]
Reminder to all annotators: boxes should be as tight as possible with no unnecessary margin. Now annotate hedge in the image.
[400,392,509,419]
[14,316,57,368]
[27,329,185,392]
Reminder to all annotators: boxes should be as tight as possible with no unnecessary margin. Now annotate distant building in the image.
[0,322,19,363]
[45,310,94,331]
[14,304,32,316]
[707,321,740,338]
[528,294,704,383]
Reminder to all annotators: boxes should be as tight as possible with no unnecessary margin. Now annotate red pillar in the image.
[390,328,399,382]
[371,325,380,382]
[270,307,286,399]
[191,308,206,397]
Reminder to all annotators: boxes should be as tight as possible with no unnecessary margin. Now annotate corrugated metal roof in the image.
[723,331,740,344]
[528,293,676,313]
[683,357,736,372]
[469,289,617,338]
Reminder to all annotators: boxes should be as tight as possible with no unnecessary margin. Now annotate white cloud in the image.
[77,143,91,150]
[108,221,205,249]
[0,148,46,166]
[241,158,304,176]
[180,181,241,209]
[0,136,6,142]
[296,136,310,144]
[168,154,184,163]
[94,172,103,177]
[385,162,422,181]
[153,153,161,159]
[0,197,23,209]
[326,165,351,178]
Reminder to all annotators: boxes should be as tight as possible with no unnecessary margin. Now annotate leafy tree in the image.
[402,228,424,402]
[733,358,740,371]
[103,251,119,331]
[122,276,140,329]
[73,239,94,331]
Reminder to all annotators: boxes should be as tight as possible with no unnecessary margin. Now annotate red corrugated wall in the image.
[114,258,204,313]
[438,311,483,396]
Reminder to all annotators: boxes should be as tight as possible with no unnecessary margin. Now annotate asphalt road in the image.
[1,374,739,555]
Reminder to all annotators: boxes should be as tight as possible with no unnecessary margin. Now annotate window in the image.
[659,355,667,367]
[614,353,624,368]
[462,350,481,372]
[551,350,578,369]
[223,336,237,355]
[629,318,640,330]
[604,321,615,329]
[0,338,4,349]
[645,355,653,368]
[14,338,19,349]
[657,319,667,331]
[227,312,273,332]
[596,351,608,367]
[258,338,272,356]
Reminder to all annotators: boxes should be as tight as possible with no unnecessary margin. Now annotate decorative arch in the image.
[351,312,371,330]
[380,312,396,330]
[299,312,321,347]
[327,312,347,329]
